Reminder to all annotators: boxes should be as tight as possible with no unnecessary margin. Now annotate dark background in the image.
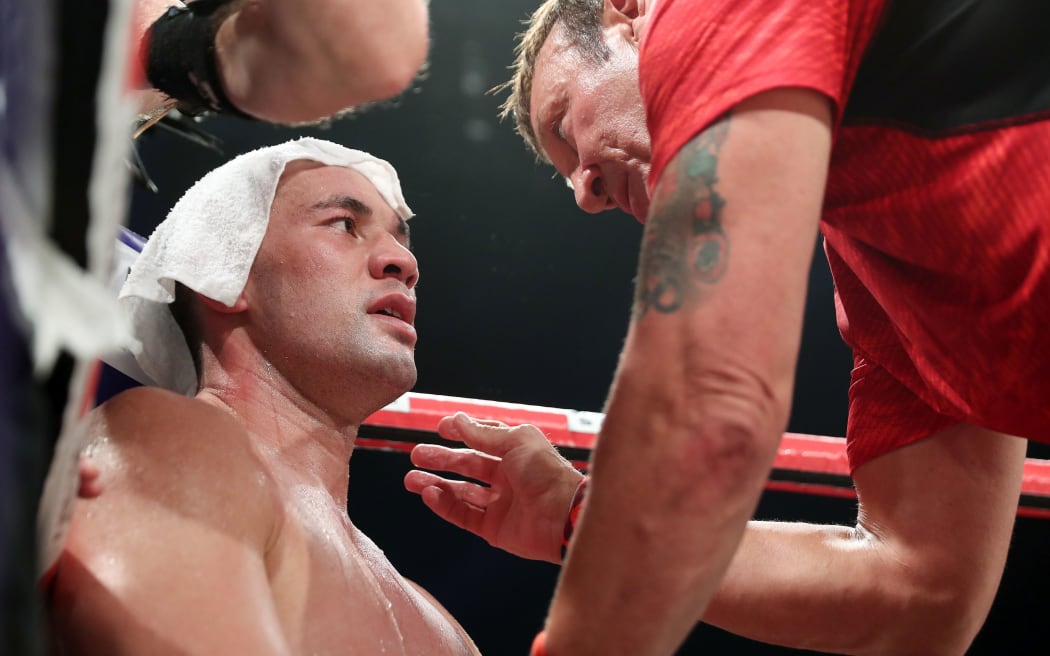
[126,2,1047,653]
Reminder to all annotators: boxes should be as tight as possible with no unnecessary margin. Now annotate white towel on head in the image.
[118,137,413,396]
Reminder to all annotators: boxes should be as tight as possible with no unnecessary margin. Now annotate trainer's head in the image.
[501,0,652,220]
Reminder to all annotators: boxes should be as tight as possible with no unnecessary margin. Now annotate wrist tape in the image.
[144,0,252,118]
[530,630,549,656]
[560,476,589,561]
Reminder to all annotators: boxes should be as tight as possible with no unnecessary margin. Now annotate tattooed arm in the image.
[541,88,831,656]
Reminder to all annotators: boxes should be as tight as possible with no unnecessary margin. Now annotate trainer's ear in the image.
[603,0,644,43]
[606,0,641,19]
[198,292,248,314]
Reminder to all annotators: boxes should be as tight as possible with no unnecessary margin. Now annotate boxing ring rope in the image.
[97,229,1050,520]
[361,392,1050,520]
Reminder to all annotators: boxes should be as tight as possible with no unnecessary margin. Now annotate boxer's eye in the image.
[336,218,358,235]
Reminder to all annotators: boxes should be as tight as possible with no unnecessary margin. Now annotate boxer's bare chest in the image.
[266,484,478,655]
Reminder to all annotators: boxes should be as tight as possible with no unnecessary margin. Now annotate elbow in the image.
[375,3,430,98]
[655,355,791,460]
[674,389,785,511]
[613,357,790,510]
[370,52,427,103]
[859,591,988,656]
[908,580,993,655]
[240,4,430,120]
[855,552,997,655]
[354,35,429,103]
[333,13,429,106]
[387,29,430,97]
[616,319,795,455]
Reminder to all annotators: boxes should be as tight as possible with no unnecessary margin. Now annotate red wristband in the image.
[560,476,589,561]
[530,630,549,656]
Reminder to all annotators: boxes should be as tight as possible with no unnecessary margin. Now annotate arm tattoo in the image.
[634,113,731,320]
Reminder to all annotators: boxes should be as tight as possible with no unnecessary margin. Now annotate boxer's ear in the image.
[198,293,248,314]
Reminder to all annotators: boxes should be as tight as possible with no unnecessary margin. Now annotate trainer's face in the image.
[245,161,419,412]
[530,22,651,222]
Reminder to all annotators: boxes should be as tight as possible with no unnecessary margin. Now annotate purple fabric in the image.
[2,0,54,652]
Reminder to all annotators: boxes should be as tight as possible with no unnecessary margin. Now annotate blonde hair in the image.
[495,0,609,162]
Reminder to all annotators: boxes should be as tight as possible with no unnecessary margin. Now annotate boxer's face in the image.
[529,22,652,223]
[243,161,419,416]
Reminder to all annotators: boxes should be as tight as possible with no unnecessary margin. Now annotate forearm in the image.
[544,321,786,656]
[706,520,898,654]
[215,0,429,122]
[541,91,830,656]
[706,425,1027,655]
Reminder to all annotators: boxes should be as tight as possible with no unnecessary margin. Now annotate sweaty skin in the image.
[53,388,476,656]
[49,162,477,656]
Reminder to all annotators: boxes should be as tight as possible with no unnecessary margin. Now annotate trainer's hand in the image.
[405,412,584,563]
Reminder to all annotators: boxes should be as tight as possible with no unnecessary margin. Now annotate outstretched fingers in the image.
[410,444,500,484]
[403,470,498,535]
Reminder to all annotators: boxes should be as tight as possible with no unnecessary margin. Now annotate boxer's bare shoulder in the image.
[49,388,286,655]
